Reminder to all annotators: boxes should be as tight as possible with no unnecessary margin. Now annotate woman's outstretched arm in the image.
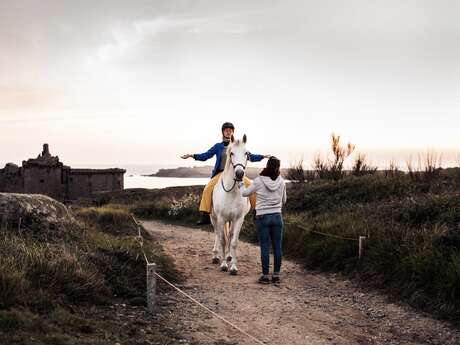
[238,178,259,197]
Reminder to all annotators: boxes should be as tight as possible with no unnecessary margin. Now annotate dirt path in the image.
[142,220,459,345]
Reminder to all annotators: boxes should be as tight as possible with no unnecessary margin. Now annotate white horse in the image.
[210,134,251,275]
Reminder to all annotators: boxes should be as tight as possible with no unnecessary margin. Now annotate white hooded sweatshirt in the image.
[239,175,287,215]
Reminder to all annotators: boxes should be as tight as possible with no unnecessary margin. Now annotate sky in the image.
[1,0,459,169]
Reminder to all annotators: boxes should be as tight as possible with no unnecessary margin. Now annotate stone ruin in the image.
[0,144,126,201]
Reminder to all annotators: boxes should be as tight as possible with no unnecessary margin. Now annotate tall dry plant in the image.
[329,133,355,180]
[423,151,442,181]
[385,159,400,178]
[406,155,422,182]
[313,154,328,179]
[351,153,378,176]
[314,134,355,180]
[406,152,442,182]
[285,159,306,183]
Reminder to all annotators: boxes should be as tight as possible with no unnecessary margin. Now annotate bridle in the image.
[221,153,249,193]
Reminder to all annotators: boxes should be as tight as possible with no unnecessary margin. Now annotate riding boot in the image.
[196,212,211,225]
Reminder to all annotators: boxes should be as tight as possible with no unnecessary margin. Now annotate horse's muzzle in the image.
[235,169,245,181]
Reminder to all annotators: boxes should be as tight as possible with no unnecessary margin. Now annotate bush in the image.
[168,193,200,218]
[285,159,308,183]
[406,152,443,183]
[351,153,377,176]
[131,194,200,224]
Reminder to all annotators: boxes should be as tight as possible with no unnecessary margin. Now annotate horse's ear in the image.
[231,135,235,143]
[243,134,247,144]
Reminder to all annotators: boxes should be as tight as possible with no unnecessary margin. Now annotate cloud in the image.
[0,0,459,165]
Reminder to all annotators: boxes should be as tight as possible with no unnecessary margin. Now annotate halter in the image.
[221,153,249,193]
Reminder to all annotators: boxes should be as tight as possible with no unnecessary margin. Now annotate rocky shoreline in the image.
[147,166,291,179]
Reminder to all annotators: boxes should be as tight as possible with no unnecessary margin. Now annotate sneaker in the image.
[272,273,281,284]
[257,275,271,284]
[196,212,211,225]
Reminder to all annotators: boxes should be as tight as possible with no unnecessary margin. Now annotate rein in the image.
[221,178,237,193]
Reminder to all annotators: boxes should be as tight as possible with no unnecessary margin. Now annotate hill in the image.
[0,193,182,344]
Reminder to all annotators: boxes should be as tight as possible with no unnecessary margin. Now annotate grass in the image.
[74,205,138,236]
[0,202,181,344]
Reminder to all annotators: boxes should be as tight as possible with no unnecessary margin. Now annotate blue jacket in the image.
[193,142,264,177]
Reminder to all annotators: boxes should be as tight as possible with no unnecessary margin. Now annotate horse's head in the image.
[227,134,249,181]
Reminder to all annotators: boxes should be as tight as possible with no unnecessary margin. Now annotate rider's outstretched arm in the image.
[248,152,267,162]
[193,144,218,161]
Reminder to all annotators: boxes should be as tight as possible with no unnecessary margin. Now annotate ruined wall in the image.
[0,165,24,193]
[0,144,125,201]
[23,166,66,200]
[68,169,124,199]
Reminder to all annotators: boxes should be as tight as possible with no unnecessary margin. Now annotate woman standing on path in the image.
[238,157,287,284]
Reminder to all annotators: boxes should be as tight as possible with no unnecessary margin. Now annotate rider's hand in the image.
[264,155,272,159]
[181,154,193,159]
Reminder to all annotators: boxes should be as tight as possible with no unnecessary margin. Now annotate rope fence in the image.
[130,215,268,345]
[284,221,368,259]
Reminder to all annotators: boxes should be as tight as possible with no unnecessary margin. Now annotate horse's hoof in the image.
[226,256,232,262]
[220,266,228,272]
[212,258,220,264]
[229,269,238,276]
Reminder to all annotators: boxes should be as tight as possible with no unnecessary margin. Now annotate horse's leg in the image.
[212,233,220,264]
[228,216,244,275]
[225,221,233,263]
[211,213,220,264]
[216,217,228,271]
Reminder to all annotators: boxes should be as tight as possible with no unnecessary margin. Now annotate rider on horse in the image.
[181,122,270,224]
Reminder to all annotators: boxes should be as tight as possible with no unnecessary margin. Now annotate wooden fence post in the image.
[147,263,157,314]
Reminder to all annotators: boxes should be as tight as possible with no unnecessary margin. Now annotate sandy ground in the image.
[142,220,460,345]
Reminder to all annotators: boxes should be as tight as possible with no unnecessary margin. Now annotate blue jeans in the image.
[255,213,283,276]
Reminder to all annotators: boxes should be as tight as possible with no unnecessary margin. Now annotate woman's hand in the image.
[181,154,193,159]
[263,155,272,159]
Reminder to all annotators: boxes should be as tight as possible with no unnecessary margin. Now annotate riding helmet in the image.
[221,122,235,132]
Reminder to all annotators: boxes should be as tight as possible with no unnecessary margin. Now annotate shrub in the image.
[168,193,200,218]
[385,160,400,178]
[285,159,307,183]
[351,153,378,177]
[407,152,442,183]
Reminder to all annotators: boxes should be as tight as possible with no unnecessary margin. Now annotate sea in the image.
[72,164,208,189]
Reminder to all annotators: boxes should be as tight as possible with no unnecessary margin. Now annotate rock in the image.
[0,193,75,238]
